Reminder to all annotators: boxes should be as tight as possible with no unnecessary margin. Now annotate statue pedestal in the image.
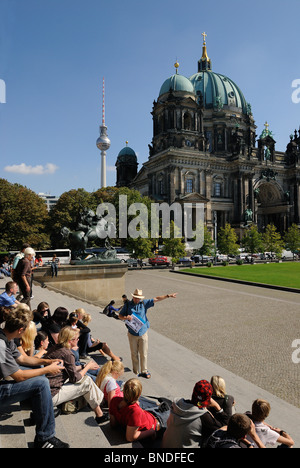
[33,263,128,307]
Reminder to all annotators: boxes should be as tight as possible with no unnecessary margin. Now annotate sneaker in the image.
[95,412,110,424]
[34,436,70,448]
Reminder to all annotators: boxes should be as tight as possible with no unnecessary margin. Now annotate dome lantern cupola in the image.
[198,32,212,72]
[116,141,138,188]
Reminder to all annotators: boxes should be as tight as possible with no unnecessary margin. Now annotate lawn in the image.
[182,262,300,289]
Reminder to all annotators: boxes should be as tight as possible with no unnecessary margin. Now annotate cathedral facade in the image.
[116,35,300,238]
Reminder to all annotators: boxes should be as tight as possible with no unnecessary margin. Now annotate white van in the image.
[116,252,131,263]
[281,249,295,259]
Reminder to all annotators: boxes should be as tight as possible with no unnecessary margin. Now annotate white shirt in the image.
[247,422,279,447]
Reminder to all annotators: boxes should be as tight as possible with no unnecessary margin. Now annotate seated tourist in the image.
[210,375,235,418]
[75,308,122,361]
[41,306,69,346]
[45,326,107,424]
[206,413,265,448]
[16,320,37,357]
[0,257,11,277]
[247,399,294,448]
[96,360,124,407]
[0,281,20,308]
[162,379,229,448]
[34,330,50,357]
[33,302,52,328]
[109,378,169,442]
[0,306,11,326]
[0,305,69,448]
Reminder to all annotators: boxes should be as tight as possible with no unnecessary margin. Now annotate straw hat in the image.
[131,289,145,300]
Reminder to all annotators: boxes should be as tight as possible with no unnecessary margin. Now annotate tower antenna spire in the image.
[102,77,105,126]
[96,77,111,188]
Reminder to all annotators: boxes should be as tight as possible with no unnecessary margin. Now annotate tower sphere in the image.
[96,127,111,151]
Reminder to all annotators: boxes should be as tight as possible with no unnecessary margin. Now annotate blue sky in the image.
[0,0,300,197]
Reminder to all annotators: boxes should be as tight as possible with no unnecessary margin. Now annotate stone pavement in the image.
[0,273,299,448]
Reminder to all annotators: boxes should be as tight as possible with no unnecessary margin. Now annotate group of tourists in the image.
[0,245,295,449]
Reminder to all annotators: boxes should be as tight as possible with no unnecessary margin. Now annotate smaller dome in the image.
[159,74,195,97]
[116,145,137,165]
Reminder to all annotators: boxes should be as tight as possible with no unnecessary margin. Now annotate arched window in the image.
[186,179,193,193]
[214,183,221,197]
[213,175,224,197]
[183,112,192,130]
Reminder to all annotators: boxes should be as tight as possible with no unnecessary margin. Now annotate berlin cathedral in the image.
[115,34,300,239]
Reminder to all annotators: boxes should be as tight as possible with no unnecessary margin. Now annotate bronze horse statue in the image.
[61,209,116,260]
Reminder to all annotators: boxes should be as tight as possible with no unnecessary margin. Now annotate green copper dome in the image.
[116,145,137,164]
[190,70,249,114]
[159,73,195,97]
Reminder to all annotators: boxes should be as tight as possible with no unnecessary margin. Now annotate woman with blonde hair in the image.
[12,305,36,357]
[17,321,37,356]
[73,307,122,362]
[210,375,235,418]
[45,326,108,424]
[96,360,124,407]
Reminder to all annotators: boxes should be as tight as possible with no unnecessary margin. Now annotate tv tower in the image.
[96,78,111,188]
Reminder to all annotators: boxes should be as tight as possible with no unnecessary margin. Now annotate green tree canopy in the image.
[0,178,50,250]
[194,224,214,257]
[217,223,239,258]
[284,224,300,258]
[241,225,263,255]
[262,224,284,258]
[162,220,186,262]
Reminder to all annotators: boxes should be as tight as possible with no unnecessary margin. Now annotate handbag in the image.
[60,396,87,414]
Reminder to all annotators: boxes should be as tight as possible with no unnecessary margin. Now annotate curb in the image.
[171,270,300,294]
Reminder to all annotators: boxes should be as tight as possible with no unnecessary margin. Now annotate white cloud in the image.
[4,162,58,175]
[107,165,116,172]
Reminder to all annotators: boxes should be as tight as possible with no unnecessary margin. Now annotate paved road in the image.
[123,269,300,409]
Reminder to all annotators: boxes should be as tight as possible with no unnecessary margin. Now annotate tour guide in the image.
[119,289,177,379]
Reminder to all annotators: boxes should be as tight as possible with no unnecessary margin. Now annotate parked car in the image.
[216,254,228,262]
[126,258,147,268]
[149,256,170,267]
[191,255,214,263]
[177,257,191,264]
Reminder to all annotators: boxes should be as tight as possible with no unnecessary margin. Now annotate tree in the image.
[241,225,263,256]
[262,224,284,260]
[0,179,50,250]
[217,223,239,259]
[193,224,214,259]
[111,187,153,245]
[162,220,186,263]
[126,236,153,262]
[284,224,300,259]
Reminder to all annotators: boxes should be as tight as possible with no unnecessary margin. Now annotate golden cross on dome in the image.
[264,121,269,130]
[202,32,207,44]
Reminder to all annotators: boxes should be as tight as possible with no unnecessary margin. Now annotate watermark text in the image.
[96,195,204,249]
[0,79,6,104]
[292,339,300,364]
[291,79,300,104]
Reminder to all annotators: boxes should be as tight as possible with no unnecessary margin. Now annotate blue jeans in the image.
[139,396,170,429]
[51,264,58,277]
[0,376,55,442]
